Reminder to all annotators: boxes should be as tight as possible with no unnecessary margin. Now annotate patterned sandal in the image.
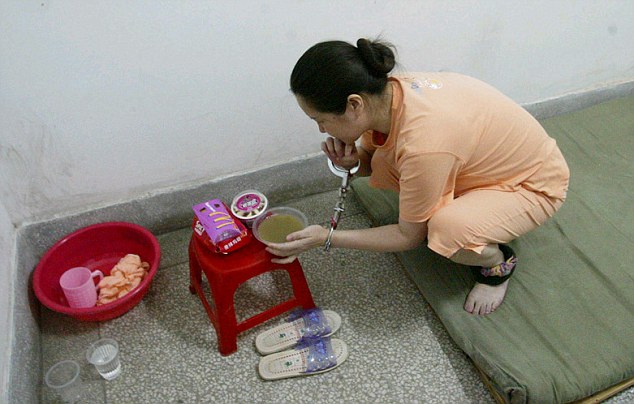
[255,308,341,355]
[258,336,348,380]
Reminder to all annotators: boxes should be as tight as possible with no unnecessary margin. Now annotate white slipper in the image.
[258,337,348,380]
[255,309,342,355]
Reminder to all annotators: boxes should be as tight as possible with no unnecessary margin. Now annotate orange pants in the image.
[426,187,565,258]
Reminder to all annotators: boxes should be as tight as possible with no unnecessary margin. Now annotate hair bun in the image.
[356,38,396,75]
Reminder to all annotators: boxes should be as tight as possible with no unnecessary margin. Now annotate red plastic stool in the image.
[188,218,315,356]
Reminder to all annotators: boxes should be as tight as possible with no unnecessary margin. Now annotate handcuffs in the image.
[324,159,360,251]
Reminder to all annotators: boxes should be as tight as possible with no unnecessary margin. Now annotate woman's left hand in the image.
[264,225,329,264]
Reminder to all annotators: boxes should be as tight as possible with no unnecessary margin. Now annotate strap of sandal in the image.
[287,308,331,340]
[296,336,337,373]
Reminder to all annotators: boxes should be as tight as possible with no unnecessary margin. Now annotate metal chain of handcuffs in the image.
[324,159,360,251]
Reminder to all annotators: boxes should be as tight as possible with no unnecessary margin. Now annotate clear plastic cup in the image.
[86,338,122,380]
[44,360,83,403]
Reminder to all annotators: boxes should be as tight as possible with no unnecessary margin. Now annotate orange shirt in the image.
[361,73,570,223]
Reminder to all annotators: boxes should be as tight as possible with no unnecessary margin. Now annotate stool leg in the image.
[286,260,316,309]
[188,237,202,295]
[208,277,239,356]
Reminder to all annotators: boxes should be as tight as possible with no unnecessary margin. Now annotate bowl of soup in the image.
[252,207,308,244]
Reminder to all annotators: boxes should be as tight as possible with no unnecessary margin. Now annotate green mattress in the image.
[351,95,634,403]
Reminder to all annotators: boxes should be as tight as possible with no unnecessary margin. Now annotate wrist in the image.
[345,160,361,172]
[323,227,335,251]
[330,159,361,173]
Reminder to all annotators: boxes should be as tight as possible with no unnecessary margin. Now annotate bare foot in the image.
[464,279,510,315]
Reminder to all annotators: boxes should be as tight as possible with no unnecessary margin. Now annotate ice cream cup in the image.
[231,190,268,228]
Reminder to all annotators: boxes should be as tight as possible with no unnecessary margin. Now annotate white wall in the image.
[1,1,633,226]
[0,201,14,402]
[0,1,633,395]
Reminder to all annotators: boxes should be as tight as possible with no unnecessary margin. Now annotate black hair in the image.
[290,38,396,114]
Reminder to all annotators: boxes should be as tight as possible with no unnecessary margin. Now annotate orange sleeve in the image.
[398,152,462,223]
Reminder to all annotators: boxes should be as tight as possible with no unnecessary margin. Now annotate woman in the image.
[266,38,569,316]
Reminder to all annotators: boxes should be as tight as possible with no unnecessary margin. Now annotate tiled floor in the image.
[40,190,633,403]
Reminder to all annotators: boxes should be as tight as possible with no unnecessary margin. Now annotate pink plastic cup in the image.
[59,267,104,308]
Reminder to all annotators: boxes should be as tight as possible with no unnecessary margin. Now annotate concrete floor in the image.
[40,189,634,403]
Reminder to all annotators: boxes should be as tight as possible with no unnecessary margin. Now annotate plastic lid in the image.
[231,190,268,219]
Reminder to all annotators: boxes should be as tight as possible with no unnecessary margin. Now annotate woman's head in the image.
[290,38,396,115]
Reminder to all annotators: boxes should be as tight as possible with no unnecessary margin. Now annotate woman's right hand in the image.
[321,137,359,170]
[265,225,329,264]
